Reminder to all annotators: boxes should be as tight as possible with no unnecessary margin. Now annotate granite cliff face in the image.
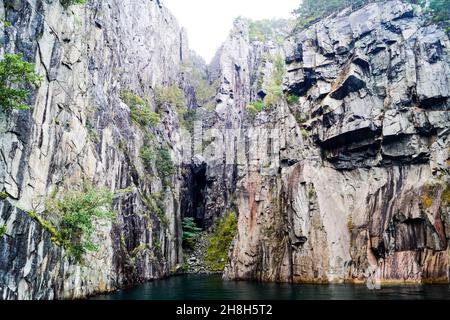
[223,1,450,284]
[0,0,193,299]
[0,0,449,300]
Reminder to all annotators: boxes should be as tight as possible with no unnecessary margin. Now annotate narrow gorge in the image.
[0,0,449,300]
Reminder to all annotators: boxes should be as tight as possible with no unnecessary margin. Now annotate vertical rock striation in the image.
[0,0,195,299]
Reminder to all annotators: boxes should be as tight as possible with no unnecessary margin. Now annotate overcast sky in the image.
[163,0,299,63]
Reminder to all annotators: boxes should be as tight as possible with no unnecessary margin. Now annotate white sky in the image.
[162,0,298,63]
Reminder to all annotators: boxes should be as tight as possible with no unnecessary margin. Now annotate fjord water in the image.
[92,275,450,300]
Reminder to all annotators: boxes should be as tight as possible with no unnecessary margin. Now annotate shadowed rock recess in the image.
[0,0,449,299]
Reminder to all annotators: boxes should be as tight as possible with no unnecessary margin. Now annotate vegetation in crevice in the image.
[130,243,150,258]
[153,237,162,255]
[28,211,62,243]
[140,133,156,173]
[155,84,199,130]
[301,128,311,139]
[294,111,309,125]
[0,53,42,112]
[286,94,300,106]
[0,192,8,200]
[156,146,175,188]
[347,215,355,233]
[205,212,238,272]
[36,183,117,263]
[263,54,286,108]
[182,217,202,250]
[156,85,187,116]
[248,54,286,119]
[0,225,7,238]
[1,19,11,28]
[121,91,160,129]
[60,0,87,9]
[182,109,199,133]
[140,144,156,172]
[246,100,265,119]
[427,0,450,31]
[139,134,175,189]
[421,180,450,211]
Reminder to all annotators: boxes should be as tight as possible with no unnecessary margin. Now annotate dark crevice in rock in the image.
[180,162,207,228]
[419,97,449,110]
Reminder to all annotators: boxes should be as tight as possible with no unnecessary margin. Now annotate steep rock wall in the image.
[197,18,289,227]
[0,0,193,299]
[224,1,450,284]
[0,0,449,300]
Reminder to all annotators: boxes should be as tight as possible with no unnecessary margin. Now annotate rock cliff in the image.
[0,0,194,299]
[224,1,450,284]
[0,0,449,300]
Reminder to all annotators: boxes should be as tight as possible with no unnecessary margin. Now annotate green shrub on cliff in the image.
[293,0,346,29]
[263,54,285,108]
[246,100,266,119]
[45,183,116,262]
[286,94,300,106]
[60,0,87,8]
[0,225,7,238]
[139,135,174,188]
[205,212,238,272]
[121,91,160,128]
[264,84,283,108]
[156,146,175,187]
[156,85,186,114]
[140,133,157,172]
[248,54,286,116]
[0,53,41,111]
[140,144,156,171]
[156,85,190,128]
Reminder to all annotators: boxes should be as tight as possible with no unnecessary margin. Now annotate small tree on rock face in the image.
[140,145,156,171]
[0,53,41,111]
[182,217,202,249]
[156,146,175,187]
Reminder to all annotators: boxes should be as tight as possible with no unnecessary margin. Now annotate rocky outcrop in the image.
[0,0,194,299]
[224,1,450,284]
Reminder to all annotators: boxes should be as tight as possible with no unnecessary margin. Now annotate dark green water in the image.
[91,275,450,300]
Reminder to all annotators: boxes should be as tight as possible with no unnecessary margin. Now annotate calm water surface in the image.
[91,274,450,300]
